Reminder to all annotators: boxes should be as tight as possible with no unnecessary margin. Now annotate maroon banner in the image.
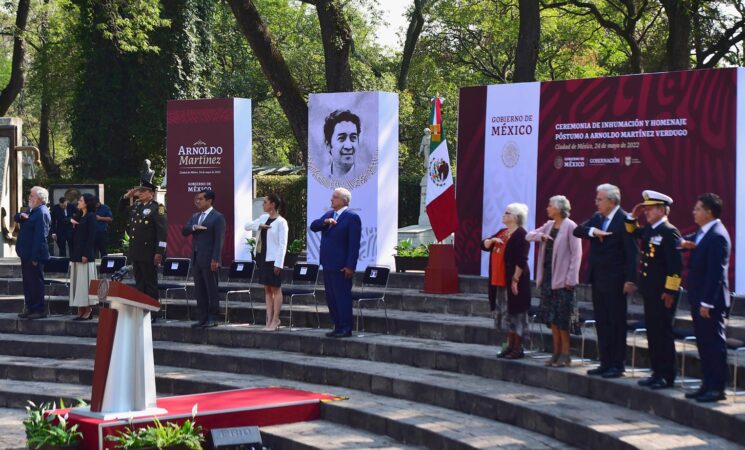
[166,99,236,264]
[455,86,487,275]
[536,68,737,283]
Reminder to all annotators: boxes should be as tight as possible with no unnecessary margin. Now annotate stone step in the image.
[5,294,726,391]
[0,407,28,450]
[0,313,743,445]
[0,355,574,450]
[260,420,425,450]
[0,332,739,449]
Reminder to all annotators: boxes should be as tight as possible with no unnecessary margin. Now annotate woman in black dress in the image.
[69,194,98,320]
[244,193,289,331]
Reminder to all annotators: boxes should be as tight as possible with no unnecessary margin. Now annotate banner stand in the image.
[423,244,459,294]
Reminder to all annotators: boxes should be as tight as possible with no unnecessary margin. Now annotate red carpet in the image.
[58,387,340,450]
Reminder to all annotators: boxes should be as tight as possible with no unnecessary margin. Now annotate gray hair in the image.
[549,195,571,218]
[334,187,352,205]
[31,186,49,204]
[596,183,621,205]
[506,202,529,227]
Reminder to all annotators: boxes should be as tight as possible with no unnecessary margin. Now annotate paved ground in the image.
[0,407,26,449]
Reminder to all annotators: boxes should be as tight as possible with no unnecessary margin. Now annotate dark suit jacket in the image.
[181,208,226,267]
[309,209,362,271]
[15,205,51,262]
[70,212,97,262]
[573,208,638,287]
[50,203,76,237]
[685,220,731,311]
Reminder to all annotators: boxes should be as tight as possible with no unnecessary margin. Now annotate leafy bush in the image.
[394,240,430,257]
[24,400,84,449]
[287,238,303,254]
[106,405,204,449]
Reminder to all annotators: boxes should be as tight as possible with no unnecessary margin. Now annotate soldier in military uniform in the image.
[119,180,167,313]
[625,190,683,389]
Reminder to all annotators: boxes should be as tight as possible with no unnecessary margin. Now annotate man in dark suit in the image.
[119,180,167,316]
[50,197,75,256]
[310,187,362,337]
[15,186,51,319]
[574,183,638,378]
[181,190,226,328]
[625,190,682,389]
[680,193,731,403]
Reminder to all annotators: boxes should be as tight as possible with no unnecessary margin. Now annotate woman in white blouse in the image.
[245,193,289,331]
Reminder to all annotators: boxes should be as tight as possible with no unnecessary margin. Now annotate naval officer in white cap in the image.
[626,190,683,390]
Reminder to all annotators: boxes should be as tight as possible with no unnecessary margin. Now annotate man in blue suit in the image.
[310,187,361,337]
[15,186,51,319]
[680,193,731,403]
[182,190,226,328]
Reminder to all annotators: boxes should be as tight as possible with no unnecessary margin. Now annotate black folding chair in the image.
[219,261,255,324]
[42,257,70,315]
[158,257,191,320]
[282,263,320,329]
[99,255,127,279]
[352,266,390,334]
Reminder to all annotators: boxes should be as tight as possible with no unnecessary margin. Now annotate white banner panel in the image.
[233,98,253,261]
[736,68,745,291]
[481,83,540,276]
[307,92,399,271]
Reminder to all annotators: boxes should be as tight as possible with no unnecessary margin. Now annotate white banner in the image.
[306,92,398,271]
[481,83,540,276]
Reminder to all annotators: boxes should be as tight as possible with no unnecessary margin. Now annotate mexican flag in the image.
[425,96,457,242]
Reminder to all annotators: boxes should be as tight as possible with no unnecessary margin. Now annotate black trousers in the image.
[692,305,728,392]
[641,288,678,382]
[56,235,71,257]
[94,230,108,258]
[591,281,628,370]
[21,258,45,313]
[193,261,219,322]
[133,260,159,301]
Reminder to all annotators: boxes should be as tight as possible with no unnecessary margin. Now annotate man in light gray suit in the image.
[182,189,226,328]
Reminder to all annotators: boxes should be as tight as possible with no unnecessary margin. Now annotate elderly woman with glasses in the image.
[527,195,582,367]
[483,203,531,359]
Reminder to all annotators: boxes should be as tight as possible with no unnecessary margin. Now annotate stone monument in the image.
[397,128,437,246]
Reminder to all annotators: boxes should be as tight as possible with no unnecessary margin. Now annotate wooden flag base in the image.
[423,244,460,294]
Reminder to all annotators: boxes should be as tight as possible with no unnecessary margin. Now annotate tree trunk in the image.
[513,0,540,82]
[628,39,643,74]
[37,0,61,177]
[0,0,31,115]
[660,0,692,71]
[228,0,308,165]
[398,0,428,91]
[315,0,353,92]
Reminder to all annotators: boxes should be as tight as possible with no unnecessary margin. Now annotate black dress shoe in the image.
[331,331,352,338]
[637,376,658,387]
[649,378,674,390]
[587,367,608,376]
[202,321,218,328]
[601,368,624,379]
[685,387,707,399]
[325,331,338,337]
[26,312,47,320]
[17,312,29,319]
[696,390,726,403]
[191,321,206,328]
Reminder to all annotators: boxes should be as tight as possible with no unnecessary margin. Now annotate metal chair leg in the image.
[631,328,650,378]
[382,299,388,334]
[314,295,320,328]
[224,292,231,325]
[288,295,294,330]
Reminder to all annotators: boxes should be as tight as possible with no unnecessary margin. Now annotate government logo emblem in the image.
[502,141,519,168]
[429,158,450,187]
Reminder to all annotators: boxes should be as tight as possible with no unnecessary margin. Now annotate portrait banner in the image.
[306,92,399,271]
[166,98,252,265]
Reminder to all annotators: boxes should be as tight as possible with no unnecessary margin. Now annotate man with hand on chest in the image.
[625,190,682,390]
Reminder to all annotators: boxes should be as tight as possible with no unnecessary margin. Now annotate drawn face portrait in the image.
[327,120,359,176]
